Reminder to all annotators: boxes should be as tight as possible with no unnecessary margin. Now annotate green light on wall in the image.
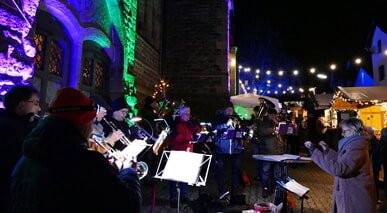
[121,0,138,115]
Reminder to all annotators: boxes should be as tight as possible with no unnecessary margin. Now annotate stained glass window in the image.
[33,33,46,70]
[48,40,63,76]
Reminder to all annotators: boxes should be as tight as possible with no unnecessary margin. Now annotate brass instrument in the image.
[127,117,158,142]
[228,115,241,129]
[255,98,271,121]
[102,118,132,146]
[91,134,126,162]
[90,134,148,179]
[156,97,169,118]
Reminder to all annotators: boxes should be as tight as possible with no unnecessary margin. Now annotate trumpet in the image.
[90,135,148,179]
[102,118,132,146]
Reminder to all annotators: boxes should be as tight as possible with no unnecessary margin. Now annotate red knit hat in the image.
[48,87,96,128]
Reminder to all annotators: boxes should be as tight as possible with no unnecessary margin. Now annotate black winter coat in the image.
[11,116,141,213]
[0,109,37,213]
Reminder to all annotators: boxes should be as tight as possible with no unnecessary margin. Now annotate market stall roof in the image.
[330,86,387,110]
[230,93,280,110]
[230,93,281,119]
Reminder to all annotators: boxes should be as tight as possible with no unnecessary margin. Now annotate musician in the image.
[10,87,142,212]
[102,97,141,151]
[211,102,244,204]
[88,95,123,154]
[137,96,160,183]
[255,108,283,198]
[137,96,160,138]
[168,105,200,208]
[0,84,40,213]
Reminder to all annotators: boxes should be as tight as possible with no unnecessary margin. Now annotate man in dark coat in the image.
[11,87,141,213]
[256,108,283,198]
[0,84,40,213]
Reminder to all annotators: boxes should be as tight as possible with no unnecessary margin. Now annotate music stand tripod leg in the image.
[177,182,180,213]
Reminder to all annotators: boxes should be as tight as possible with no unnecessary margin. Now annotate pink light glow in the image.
[0,0,39,96]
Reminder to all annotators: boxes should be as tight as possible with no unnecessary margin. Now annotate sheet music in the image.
[162,151,204,184]
[121,139,149,158]
[278,178,310,197]
[253,154,311,162]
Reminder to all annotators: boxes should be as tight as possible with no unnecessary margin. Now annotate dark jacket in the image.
[256,116,282,154]
[11,116,141,213]
[0,109,37,213]
[212,113,244,154]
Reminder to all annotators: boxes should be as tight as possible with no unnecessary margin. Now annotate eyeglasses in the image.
[24,100,40,106]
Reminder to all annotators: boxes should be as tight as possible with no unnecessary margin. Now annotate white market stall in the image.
[230,93,281,120]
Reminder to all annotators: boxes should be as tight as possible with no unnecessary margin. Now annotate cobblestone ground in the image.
[141,142,387,213]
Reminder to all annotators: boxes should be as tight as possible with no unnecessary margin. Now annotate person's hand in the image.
[304,141,315,155]
[105,130,124,145]
[319,141,328,152]
[227,119,233,127]
[304,141,313,149]
[123,156,137,170]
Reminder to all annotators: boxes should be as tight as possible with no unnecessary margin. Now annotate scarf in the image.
[338,134,366,152]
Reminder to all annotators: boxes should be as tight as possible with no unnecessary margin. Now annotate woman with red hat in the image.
[10,87,142,213]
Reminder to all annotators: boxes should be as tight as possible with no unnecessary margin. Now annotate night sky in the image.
[233,0,387,74]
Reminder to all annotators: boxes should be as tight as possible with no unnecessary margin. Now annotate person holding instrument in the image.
[0,84,41,213]
[168,105,200,208]
[102,97,141,151]
[10,87,141,213]
[89,95,123,154]
[211,102,244,204]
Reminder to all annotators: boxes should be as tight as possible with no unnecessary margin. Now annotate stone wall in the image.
[163,0,231,120]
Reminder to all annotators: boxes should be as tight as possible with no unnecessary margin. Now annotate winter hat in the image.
[223,101,234,110]
[90,95,112,111]
[111,97,130,112]
[48,87,96,128]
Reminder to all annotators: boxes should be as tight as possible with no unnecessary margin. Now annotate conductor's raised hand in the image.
[304,141,313,148]
[304,141,315,155]
[319,141,328,152]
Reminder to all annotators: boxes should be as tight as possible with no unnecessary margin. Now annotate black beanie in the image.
[111,97,129,112]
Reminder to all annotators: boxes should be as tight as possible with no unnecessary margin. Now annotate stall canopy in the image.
[230,93,281,119]
[331,86,387,110]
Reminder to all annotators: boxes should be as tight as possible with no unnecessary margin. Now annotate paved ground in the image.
[140,142,387,213]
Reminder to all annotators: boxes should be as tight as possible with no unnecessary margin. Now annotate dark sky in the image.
[233,0,387,73]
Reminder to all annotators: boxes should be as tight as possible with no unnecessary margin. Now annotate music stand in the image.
[154,151,212,212]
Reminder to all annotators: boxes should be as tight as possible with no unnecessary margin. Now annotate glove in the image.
[304,141,316,155]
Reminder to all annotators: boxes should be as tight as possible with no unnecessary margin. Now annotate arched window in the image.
[30,10,71,113]
[80,40,111,98]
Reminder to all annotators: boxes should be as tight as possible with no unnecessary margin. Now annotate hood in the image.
[23,116,88,160]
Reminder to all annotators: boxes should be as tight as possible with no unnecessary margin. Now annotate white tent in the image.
[230,93,281,119]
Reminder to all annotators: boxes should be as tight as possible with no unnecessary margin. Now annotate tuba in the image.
[254,98,273,121]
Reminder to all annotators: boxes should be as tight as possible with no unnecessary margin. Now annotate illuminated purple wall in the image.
[0,0,40,95]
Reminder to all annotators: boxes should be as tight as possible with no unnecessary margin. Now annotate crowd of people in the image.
[1,84,387,212]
